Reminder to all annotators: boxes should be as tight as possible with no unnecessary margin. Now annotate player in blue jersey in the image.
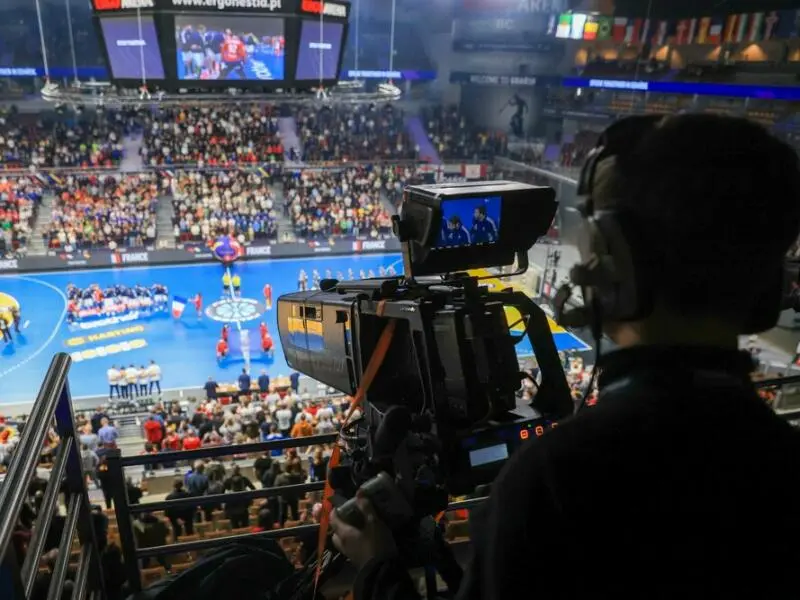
[445,215,471,246]
[203,28,225,78]
[178,24,204,79]
[471,205,498,244]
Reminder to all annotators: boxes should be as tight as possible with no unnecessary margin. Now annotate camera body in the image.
[277,181,573,505]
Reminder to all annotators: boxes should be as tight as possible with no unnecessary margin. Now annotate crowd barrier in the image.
[0,355,106,600]
[0,237,402,274]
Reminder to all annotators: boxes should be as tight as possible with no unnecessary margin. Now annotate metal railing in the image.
[0,354,106,600]
[106,434,486,594]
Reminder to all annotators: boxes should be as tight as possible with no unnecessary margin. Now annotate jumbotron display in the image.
[92,0,349,89]
[175,15,286,81]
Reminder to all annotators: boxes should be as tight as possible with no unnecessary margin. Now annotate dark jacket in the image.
[353,346,800,600]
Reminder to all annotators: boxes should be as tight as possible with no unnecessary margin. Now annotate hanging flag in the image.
[743,12,762,42]
[687,18,699,44]
[675,19,690,44]
[639,19,651,44]
[612,17,628,42]
[172,296,187,319]
[570,13,588,39]
[625,18,643,44]
[583,16,599,41]
[763,11,780,40]
[734,13,749,42]
[723,15,739,43]
[708,17,725,44]
[597,16,613,40]
[652,20,668,46]
[556,14,572,39]
[696,17,712,43]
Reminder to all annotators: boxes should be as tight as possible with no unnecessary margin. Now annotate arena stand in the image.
[45,173,161,251]
[283,167,394,239]
[141,105,284,167]
[295,103,416,162]
[171,170,280,245]
[0,176,42,257]
[0,108,126,169]
[422,104,508,162]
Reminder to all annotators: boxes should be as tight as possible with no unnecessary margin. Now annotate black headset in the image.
[556,115,665,331]
[557,114,787,335]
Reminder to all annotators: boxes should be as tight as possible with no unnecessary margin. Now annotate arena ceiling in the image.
[611,0,800,19]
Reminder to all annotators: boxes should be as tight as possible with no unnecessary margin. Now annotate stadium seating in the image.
[141,105,284,167]
[0,176,42,257]
[295,103,416,162]
[0,108,125,169]
[45,173,160,250]
[172,170,279,244]
[282,168,393,239]
[422,104,507,161]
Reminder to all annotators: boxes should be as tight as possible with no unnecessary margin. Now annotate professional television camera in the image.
[277,181,574,595]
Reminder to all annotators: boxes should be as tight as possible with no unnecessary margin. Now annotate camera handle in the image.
[504,290,574,420]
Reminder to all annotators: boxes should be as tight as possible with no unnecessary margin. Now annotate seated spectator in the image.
[172,170,278,245]
[296,103,416,162]
[0,107,125,169]
[0,177,40,257]
[141,104,283,167]
[45,173,160,251]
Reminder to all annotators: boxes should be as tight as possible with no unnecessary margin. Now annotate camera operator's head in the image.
[574,114,800,348]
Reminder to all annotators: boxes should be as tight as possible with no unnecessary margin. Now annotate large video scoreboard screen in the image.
[295,20,344,80]
[99,15,166,80]
[174,15,286,81]
[92,0,349,88]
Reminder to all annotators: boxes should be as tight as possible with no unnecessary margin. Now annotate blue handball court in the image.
[0,254,588,405]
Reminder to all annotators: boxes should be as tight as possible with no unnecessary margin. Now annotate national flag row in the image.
[556,10,800,46]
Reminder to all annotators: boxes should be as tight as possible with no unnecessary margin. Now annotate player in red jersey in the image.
[263,284,272,310]
[259,321,268,339]
[216,338,229,360]
[220,29,247,80]
[192,292,203,318]
[261,331,274,356]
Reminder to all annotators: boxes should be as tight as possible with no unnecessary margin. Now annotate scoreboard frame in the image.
[91,0,349,91]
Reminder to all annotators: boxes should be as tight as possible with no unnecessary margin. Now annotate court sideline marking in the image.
[0,277,68,380]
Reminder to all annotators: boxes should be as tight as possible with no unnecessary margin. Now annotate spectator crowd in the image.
[0,107,127,169]
[423,104,508,161]
[296,103,416,162]
[172,170,279,244]
[0,176,41,257]
[141,105,284,167]
[45,173,161,250]
[283,167,393,239]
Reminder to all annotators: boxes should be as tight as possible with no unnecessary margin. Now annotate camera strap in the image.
[315,307,398,593]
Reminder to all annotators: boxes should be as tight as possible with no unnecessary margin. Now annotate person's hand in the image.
[329,494,398,570]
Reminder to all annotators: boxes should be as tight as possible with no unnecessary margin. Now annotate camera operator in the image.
[329,114,800,598]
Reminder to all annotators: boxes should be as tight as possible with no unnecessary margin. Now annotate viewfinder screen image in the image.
[175,15,285,81]
[100,16,166,80]
[436,196,502,248]
[295,20,344,80]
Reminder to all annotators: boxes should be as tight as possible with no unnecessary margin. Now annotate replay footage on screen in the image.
[100,16,166,80]
[175,15,285,82]
[295,20,344,80]
[436,196,502,248]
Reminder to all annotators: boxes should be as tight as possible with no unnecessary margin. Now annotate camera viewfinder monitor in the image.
[399,181,557,277]
[175,15,286,82]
